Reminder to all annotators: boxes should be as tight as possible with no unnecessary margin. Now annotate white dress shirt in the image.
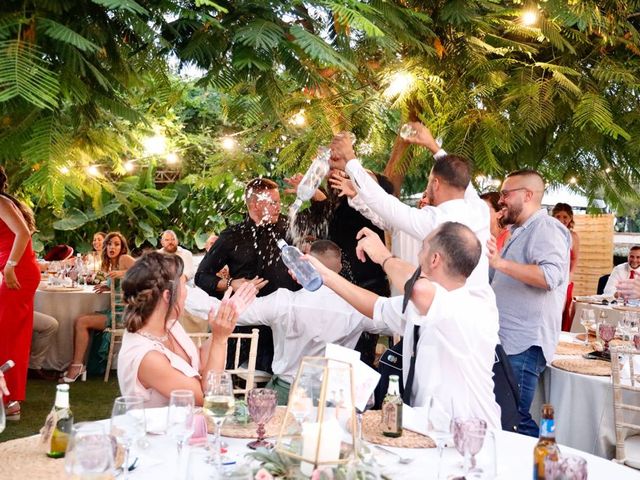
[604,263,640,296]
[184,285,386,383]
[344,156,495,304]
[372,284,501,430]
[159,246,195,280]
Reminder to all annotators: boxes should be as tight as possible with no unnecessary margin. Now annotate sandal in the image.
[60,364,87,383]
[6,401,20,421]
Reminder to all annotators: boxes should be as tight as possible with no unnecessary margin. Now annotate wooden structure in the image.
[573,214,614,296]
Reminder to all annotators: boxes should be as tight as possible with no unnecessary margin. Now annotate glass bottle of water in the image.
[277,240,323,291]
[289,147,331,216]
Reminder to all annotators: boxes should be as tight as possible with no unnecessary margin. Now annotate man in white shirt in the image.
[158,230,195,280]
[328,124,494,304]
[309,222,501,430]
[603,245,640,296]
[185,240,387,404]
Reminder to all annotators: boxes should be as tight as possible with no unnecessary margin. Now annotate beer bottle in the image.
[381,375,403,438]
[533,403,560,479]
[44,384,74,458]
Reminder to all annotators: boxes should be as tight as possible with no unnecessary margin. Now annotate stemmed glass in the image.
[452,418,487,476]
[599,322,616,355]
[355,393,375,456]
[110,396,145,480]
[247,388,277,450]
[64,422,114,478]
[619,312,631,341]
[166,390,195,456]
[426,396,452,480]
[203,371,235,469]
[580,309,595,344]
[0,397,5,434]
[634,333,640,351]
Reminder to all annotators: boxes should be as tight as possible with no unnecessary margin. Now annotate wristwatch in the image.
[5,260,17,268]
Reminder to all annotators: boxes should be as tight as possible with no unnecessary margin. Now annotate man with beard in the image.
[195,178,300,372]
[487,169,570,437]
[328,125,494,303]
[158,230,195,280]
[603,245,640,296]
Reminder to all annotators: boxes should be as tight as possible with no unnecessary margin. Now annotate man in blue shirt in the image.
[487,169,571,437]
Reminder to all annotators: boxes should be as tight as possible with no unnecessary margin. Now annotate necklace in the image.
[137,330,169,343]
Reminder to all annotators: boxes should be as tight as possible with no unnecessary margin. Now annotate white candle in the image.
[300,418,342,476]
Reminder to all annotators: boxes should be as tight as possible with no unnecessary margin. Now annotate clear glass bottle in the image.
[277,239,323,291]
[45,384,74,458]
[381,375,403,438]
[533,403,560,479]
[289,147,331,216]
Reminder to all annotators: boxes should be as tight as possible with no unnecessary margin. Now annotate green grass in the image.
[1,375,121,442]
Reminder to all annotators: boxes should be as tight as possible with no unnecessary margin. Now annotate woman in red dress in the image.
[552,203,580,332]
[0,167,41,420]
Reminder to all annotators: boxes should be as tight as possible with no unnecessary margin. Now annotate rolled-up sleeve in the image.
[372,296,406,336]
[527,222,571,291]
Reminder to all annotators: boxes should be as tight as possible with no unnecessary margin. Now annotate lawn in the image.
[1,375,121,442]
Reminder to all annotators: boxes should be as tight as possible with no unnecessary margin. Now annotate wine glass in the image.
[166,390,195,456]
[427,397,452,480]
[203,371,235,469]
[619,312,631,341]
[634,333,640,351]
[110,396,145,480]
[580,309,595,344]
[247,388,277,450]
[560,455,588,480]
[0,396,5,434]
[355,393,375,456]
[599,322,616,354]
[464,419,487,474]
[64,422,114,477]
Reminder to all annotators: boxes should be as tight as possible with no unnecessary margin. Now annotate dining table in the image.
[1,408,638,479]
[34,282,110,371]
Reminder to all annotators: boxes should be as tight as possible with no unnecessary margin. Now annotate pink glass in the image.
[633,333,640,351]
[560,455,588,480]
[452,417,487,474]
[599,323,616,352]
[247,388,277,450]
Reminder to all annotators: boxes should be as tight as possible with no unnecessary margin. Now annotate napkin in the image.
[189,414,209,446]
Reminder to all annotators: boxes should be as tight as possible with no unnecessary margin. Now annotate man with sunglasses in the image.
[328,124,494,304]
[487,169,570,437]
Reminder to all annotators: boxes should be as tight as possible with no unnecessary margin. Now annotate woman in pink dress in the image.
[0,167,41,420]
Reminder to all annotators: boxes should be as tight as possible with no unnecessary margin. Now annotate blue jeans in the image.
[508,346,547,437]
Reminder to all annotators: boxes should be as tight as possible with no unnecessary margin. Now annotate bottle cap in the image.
[389,375,399,382]
[277,239,288,249]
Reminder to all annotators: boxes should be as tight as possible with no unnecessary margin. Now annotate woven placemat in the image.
[552,358,611,376]
[555,341,592,356]
[609,339,633,348]
[575,333,596,342]
[203,406,291,438]
[0,435,66,480]
[361,410,435,448]
[40,286,85,292]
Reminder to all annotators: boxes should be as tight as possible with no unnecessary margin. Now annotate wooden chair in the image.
[104,278,126,382]
[188,328,266,399]
[611,345,640,469]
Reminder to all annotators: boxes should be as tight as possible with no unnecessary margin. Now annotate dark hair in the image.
[432,155,471,191]
[244,178,279,200]
[0,166,36,234]
[101,232,129,272]
[551,203,574,229]
[122,252,184,332]
[630,245,640,253]
[426,222,481,279]
[480,192,501,212]
[505,168,544,182]
[310,239,342,257]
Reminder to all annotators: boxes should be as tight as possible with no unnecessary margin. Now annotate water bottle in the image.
[277,239,323,291]
[289,147,331,216]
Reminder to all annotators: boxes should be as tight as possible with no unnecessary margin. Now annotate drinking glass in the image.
[64,422,114,477]
[355,393,375,456]
[399,123,417,140]
[619,312,631,341]
[464,419,487,474]
[0,396,5,434]
[634,333,640,351]
[110,396,145,480]
[599,323,616,353]
[203,371,235,468]
[247,388,277,450]
[166,390,195,455]
[559,455,588,480]
[426,397,452,480]
[579,309,595,344]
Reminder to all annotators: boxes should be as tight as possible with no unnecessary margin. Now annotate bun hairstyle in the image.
[121,252,184,333]
[0,166,36,234]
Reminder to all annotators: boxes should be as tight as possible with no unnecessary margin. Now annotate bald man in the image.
[487,169,570,437]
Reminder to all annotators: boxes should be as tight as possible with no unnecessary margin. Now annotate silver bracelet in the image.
[5,260,17,268]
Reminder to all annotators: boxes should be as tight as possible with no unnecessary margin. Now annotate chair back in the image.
[597,274,610,295]
[611,346,640,465]
[188,328,260,399]
[104,278,126,381]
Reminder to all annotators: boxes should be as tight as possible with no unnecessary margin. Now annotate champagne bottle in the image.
[44,384,74,458]
[381,375,403,438]
[533,404,560,479]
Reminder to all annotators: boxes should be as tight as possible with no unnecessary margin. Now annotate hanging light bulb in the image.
[522,10,538,26]
[87,165,100,176]
[289,109,307,127]
[124,161,135,172]
[221,136,237,150]
[142,133,167,156]
[569,177,577,184]
[166,152,179,164]
[59,166,69,174]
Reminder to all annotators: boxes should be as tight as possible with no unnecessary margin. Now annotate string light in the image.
[289,109,307,127]
[59,166,69,174]
[124,161,135,172]
[605,167,612,173]
[221,136,237,150]
[142,134,167,156]
[87,165,100,176]
[569,177,577,184]
[384,71,415,98]
[166,152,179,164]
[522,10,538,26]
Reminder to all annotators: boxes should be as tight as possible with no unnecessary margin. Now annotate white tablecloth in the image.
[34,285,110,371]
[571,301,623,332]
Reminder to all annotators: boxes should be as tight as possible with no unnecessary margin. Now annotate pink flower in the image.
[255,468,274,480]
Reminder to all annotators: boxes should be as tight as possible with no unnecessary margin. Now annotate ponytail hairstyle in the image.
[0,166,36,234]
[101,232,129,272]
[121,252,184,333]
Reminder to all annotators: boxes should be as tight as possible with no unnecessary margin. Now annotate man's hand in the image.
[229,281,258,315]
[486,236,503,270]
[284,172,327,201]
[355,227,392,265]
[229,276,269,292]
[616,278,640,301]
[328,132,356,171]
[208,288,238,341]
[402,122,440,154]
[328,170,357,198]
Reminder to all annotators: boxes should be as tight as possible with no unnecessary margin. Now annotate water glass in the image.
[167,390,195,454]
[110,396,145,480]
[580,309,595,344]
[598,323,616,352]
[399,123,417,140]
[203,371,235,469]
[64,422,114,477]
[247,388,277,450]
